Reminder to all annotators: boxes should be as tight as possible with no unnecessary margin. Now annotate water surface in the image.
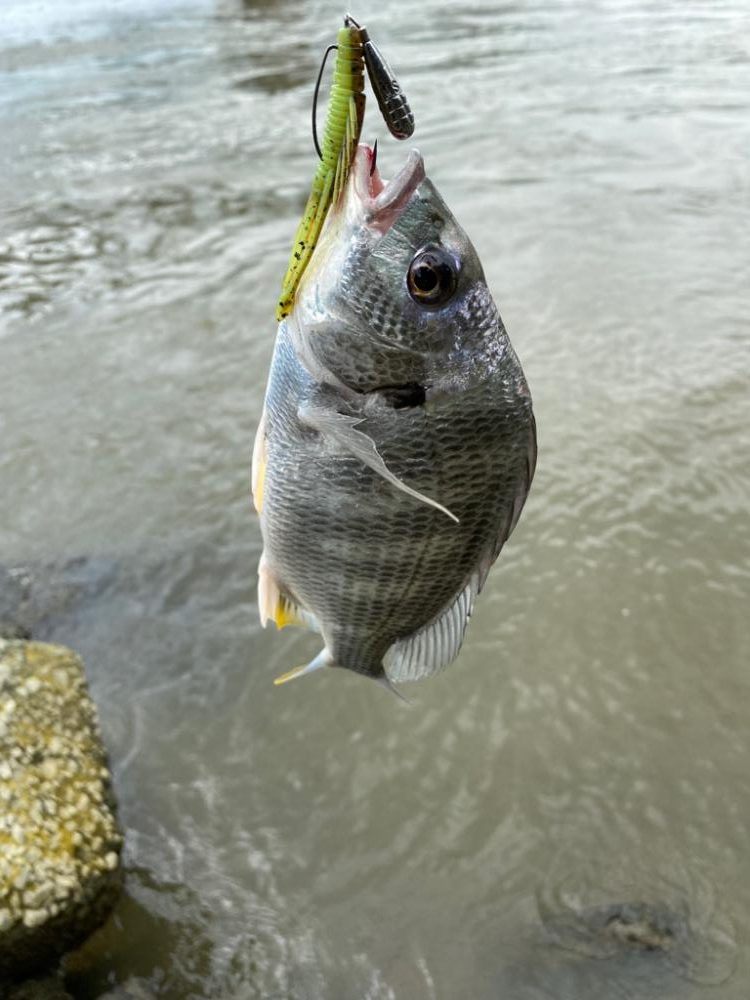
[1,1,749,997]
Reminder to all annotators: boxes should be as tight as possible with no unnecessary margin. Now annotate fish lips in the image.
[350,144,426,234]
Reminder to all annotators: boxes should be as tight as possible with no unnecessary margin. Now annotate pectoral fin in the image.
[298,403,458,523]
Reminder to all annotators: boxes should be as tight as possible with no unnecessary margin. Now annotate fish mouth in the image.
[350,143,425,233]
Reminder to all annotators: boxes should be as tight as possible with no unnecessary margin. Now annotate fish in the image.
[253,143,536,688]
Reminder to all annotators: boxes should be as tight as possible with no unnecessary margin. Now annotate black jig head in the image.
[345,14,415,141]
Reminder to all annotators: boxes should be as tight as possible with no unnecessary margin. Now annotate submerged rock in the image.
[601,901,675,952]
[95,979,157,999]
[0,559,118,644]
[538,867,738,987]
[0,640,123,982]
[0,624,32,642]
[8,974,74,999]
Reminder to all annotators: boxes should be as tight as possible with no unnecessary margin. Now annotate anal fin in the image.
[258,554,318,632]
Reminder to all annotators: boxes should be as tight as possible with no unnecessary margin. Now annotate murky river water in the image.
[1,0,749,997]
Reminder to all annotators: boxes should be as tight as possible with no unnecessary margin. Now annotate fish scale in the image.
[254,147,535,686]
[260,343,532,676]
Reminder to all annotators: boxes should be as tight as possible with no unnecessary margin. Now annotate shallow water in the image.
[1,0,749,997]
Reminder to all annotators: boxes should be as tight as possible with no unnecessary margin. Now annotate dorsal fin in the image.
[251,407,267,514]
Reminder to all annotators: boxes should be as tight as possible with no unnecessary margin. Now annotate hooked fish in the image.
[253,143,536,688]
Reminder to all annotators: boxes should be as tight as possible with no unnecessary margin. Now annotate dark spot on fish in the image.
[376,383,426,408]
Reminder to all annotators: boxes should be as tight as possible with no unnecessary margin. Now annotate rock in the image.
[0,624,32,642]
[8,973,74,999]
[95,979,157,1000]
[0,559,117,643]
[0,640,123,982]
[603,903,674,952]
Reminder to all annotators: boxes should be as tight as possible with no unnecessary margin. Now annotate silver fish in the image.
[253,144,536,688]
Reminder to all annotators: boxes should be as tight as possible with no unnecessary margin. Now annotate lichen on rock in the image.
[0,640,123,982]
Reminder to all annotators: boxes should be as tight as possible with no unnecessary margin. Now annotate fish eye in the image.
[407,246,458,307]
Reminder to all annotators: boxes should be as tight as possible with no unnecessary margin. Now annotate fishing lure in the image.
[276,24,365,322]
[275,16,414,322]
[347,14,414,141]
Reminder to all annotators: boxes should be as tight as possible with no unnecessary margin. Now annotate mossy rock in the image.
[0,640,123,982]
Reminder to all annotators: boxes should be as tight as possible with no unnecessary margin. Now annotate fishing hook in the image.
[312,43,338,159]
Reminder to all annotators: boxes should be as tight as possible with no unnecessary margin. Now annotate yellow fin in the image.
[257,555,314,631]
[274,649,329,686]
[274,664,310,686]
[273,593,307,630]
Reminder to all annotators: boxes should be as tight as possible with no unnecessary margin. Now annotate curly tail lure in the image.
[276,25,365,322]
[275,16,414,322]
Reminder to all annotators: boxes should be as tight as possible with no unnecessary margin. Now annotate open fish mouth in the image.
[350,143,425,233]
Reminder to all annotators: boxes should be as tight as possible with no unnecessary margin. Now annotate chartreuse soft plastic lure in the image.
[275,25,365,322]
